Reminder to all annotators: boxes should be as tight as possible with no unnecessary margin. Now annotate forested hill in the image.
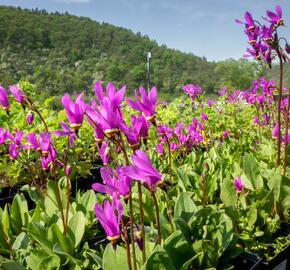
[0,6,261,97]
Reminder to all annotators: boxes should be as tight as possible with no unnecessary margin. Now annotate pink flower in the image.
[61,93,86,131]
[234,177,244,193]
[0,86,9,110]
[126,87,158,122]
[121,150,162,192]
[94,196,123,242]
[9,85,24,104]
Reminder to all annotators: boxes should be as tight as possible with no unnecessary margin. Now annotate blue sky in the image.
[0,0,290,61]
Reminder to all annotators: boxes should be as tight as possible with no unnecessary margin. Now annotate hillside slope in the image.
[0,6,260,97]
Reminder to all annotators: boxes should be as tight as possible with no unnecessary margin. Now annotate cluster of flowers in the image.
[236,5,288,66]
[62,83,164,242]
[156,118,205,156]
[182,84,202,102]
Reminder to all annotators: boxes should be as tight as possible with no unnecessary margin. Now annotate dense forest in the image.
[0,6,280,98]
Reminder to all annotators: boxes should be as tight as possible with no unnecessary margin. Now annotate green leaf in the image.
[164,230,193,269]
[68,211,85,248]
[142,245,176,270]
[12,232,29,251]
[11,194,29,234]
[191,240,218,269]
[220,177,237,206]
[44,180,67,217]
[0,260,26,270]
[76,190,97,215]
[102,243,129,270]
[174,192,196,222]
[38,255,61,270]
[243,153,263,190]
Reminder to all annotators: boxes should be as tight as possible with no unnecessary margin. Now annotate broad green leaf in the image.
[142,245,176,270]
[243,153,263,190]
[11,194,29,234]
[68,211,85,248]
[38,255,61,270]
[44,180,67,217]
[12,232,29,251]
[220,177,237,206]
[102,243,129,270]
[191,240,218,269]
[164,230,193,269]
[174,192,196,222]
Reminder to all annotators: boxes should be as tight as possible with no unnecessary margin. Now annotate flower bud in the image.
[26,111,34,125]
[65,165,71,177]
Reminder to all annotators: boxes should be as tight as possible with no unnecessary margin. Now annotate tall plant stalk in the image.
[276,50,284,167]
[151,190,161,245]
[137,182,146,264]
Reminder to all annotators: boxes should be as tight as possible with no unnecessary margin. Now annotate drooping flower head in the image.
[26,112,34,125]
[54,121,76,147]
[94,81,126,109]
[263,5,284,29]
[121,150,162,192]
[182,84,202,102]
[92,166,131,200]
[0,86,9,111]
[61,93,86,131]
[9,85,24,104]
[99,140,111,165]
[126,86,158,122]
[234,176,244,193]
[94,196,123,243]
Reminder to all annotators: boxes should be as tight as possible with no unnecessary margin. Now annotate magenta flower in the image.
[234,177,244,193]
[40,132,51,156]
[272,123,279,139]
[41,147,57,170]
[182,84,202,101]
[156,144,164,155]
[94,81,126,109]
[0,128,8,145]
[126,87,158,122]
[8,129,24,160]
[98,140,110,165]
[0,86,9,111]
[9,85,24,104]
[122,150,162,192]
[26,132,40,150]
[263,5,284,28]
[236,11,256,33]
[92,166,131,199]
[54,121,76,147]
[26,112,34,125]
[9,144,20,160]
[200,112,208,121]
[94,196,123,242]
[207,99,215,107]
[223,130,229,139]
[122,114,143,148]
[61,93,86,131]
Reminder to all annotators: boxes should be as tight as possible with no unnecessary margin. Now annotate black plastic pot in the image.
[232,245,290,270]
[71,159,103,195]
[0,187,35,209]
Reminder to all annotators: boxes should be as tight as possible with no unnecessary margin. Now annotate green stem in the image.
[276,50,283,167]
[137,182,146,264]
[129,193,138,270]
[151,190,161,245]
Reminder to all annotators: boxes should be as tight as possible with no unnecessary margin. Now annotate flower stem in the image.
[137,182,146,264]
[129,193,138,270]
[65,175,70,235]
[122,219,132,270]
[151,190,161,245]
[276,50,284,167]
